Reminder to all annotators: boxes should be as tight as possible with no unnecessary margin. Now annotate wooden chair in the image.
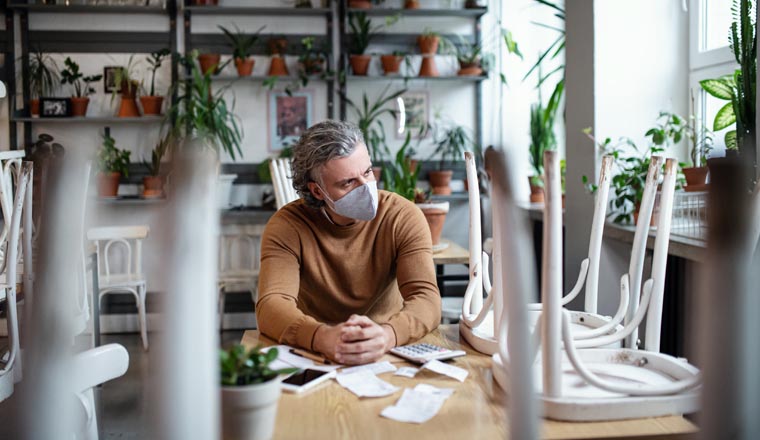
[218,223,264,329]
[270,158,298,209]
[87,225,150,351]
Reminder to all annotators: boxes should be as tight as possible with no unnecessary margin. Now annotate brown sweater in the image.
[256,190,441,350]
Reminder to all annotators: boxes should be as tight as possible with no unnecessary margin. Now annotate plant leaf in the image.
[713,102,736,131]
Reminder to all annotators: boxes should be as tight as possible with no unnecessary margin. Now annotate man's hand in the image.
[335,315,396,365]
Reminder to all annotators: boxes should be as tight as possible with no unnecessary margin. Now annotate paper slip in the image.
[380,384,455,424]
[393,367,419,378]
[339,361,397,376]
[263,345,341,372]
[421,359,469,382]
[335,370,399,398]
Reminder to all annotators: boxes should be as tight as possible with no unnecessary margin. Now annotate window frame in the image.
[689,0,736,70]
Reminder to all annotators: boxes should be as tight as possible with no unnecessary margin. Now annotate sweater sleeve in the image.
[384,202,441,345]
[255,213,323,350]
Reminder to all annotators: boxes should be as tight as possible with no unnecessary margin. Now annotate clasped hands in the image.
[313,314,396,365]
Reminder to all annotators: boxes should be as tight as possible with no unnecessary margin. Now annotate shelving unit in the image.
[11,116,165,124]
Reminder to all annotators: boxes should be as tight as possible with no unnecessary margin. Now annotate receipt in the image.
[340,361,397,376]
[421,359,469,382]
[394,367,419,378]
[335,370,400,398]
[381,384,455,424]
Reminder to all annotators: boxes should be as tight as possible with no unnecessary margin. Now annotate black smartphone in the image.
[281,368,335,393]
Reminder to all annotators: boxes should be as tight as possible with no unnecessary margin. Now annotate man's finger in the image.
[345,315,375,327]
[337,337,384,354]
[341,325,383,342]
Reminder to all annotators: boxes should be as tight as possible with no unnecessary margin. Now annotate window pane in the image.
[703,0,733,52]
[702,89,730,155]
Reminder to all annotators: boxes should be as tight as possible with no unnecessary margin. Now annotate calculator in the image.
[390,343,466,364]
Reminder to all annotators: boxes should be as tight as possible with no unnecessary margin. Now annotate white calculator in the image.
[390,343,466,364]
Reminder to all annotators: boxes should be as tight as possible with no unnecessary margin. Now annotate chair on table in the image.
[0,161,32,402]
[87,225,150,351]
[218,223,265,330]
[270,158,298,209]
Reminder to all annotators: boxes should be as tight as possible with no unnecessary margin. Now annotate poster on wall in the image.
[396,90,430,139]
[268,90,313,152]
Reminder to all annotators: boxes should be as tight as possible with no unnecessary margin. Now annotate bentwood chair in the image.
[270,158,298,209]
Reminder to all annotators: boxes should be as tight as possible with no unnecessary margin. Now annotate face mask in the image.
[319,180,379,221]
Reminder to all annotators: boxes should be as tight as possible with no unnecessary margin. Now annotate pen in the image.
[290,348,332,365]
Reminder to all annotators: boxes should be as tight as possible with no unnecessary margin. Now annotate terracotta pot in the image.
[428,170,453,195]
[350,54,372,76]
[142,176,164,199]
[97,172,121,198]
[528,176,544,203]
[118,96,141,118]
[299,57,325,75]
[372,166,383,183]
[380,55,403,75]
[464,0,482,7]
[409,159,418,173]
[418,56,439,77]
[140,96,163,116]
[405,0,420,8]
[633,191,661,227]
[268,55,290,76]
[417,35,440,54]
[193,0,218,4]
[70,97,90,117]
[457,61,483,76]
[348,0,372,8]
[268,39,289,56]
[417,202,450,245]
[235,57,255,76]
[30,98,40,117]
[682,166,709,188]
[198,53,221,75]
[120,80,139,99]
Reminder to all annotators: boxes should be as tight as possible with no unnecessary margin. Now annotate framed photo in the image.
[396,91,430,139]
[103,66,124,93]
[268,90,313,152]
[40,98,71,117]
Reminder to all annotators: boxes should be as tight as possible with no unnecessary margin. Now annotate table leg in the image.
[91,252,100,348]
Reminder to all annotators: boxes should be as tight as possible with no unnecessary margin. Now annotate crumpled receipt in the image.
[380,384,455,424]
[335,370,399,398]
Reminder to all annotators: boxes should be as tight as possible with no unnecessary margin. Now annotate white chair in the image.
[218,223,264,329]
[270,158,299,209]
[87,225,150,351]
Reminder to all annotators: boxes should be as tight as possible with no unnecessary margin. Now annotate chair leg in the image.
[139,287,148,351]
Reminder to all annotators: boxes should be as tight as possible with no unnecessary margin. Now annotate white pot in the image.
[217,174,238,209]
[221,378,281,440]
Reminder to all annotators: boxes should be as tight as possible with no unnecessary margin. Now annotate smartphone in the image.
[280,368,336,394]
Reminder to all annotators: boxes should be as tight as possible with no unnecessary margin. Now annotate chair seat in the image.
[99,274,146,289]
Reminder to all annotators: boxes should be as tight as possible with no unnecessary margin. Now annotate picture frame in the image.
[40,98,71,118]
[103,66,124,93]
[396,90,430,139]
[267,90,313,152]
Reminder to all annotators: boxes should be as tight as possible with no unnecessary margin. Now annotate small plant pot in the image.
[404,0,420,8]
[70,97,90,117]
[30,98,40,117]
[348,0,372,8]
[97,172,121,198]
[457,61,483,76]
[528,176,544,203]
[682,166,709,190]
[417,201,450,245]
[142,176,164,199]
[221,379,281,440]
[268,55,290,76]
[380,55,403,75]
[428,170,453,195]
[139,96,163,116]
[268,39,289,56]
[118,95,141,118]
[235,57,255,77]
[464,0,483,8]
[350,54,372,76]
[198,53,221,75]
[193,0,218,4]
[417,35,440,55]
[418,56,439,77]
[299,57,326,76]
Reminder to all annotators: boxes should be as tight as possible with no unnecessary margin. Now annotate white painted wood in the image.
[542,150,563,398]
[584,155,613,313]
[218,223,264,329]
[464,151,483,314]
[270,158,298,209]
[750,181,760,252]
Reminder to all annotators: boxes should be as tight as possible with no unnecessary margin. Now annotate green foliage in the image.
[528,78,563,177]
[349,12,398,55]
[28,51,59,99]
[382,131,420,202]
[169,51,244,160]
[98,130,131,176]
[112,55,141,98]
[145,48,171,97]
[220,344,299,387]
[453,35,495,73]
[60,57,102,98]
[430,123,474,170]
[143,131,172,177]
[524,0,565,87]
[341,84,406,163]
[219,24,265,60]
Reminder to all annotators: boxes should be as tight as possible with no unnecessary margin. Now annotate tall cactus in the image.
[730,0,757,177]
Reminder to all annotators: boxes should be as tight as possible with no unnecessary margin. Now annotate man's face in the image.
[309,142,375,204]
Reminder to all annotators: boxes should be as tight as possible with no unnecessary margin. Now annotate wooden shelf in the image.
[9,4,170,14]
[180,74,329,82]
[185,6,331,16]
[95,196,166,205]
[11,116,165,124]
[346,74,487,82]
[348,7,487,17]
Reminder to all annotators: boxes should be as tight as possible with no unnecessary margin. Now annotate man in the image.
[256,120,441,365]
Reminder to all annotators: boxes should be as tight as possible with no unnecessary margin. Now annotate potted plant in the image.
[527,79,563,203]
[417,29,452,77]
[297,36,327,77]
[220,344,297,440]
[348,13,398,76]
[681,103,714,189]
[113,56,142,117]
[348,0,375,9]
[220,24,266,77]
[428,122,474,195]
[97,129,131,198]
[405,0,420,8]
[267,37,290,77]
[455,38,493,77]
[380,51,406,76]
[142,131,171,199]
[60,57,102,117]
[140,48,170,116]
[28,51,59,117]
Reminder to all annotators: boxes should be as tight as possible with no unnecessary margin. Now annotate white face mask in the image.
[319,180,379,221]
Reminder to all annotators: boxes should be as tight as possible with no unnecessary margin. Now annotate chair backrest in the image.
[270,158,299,209]
[0,151,26,276]
[87,226,149,278]
[219,223,264,278]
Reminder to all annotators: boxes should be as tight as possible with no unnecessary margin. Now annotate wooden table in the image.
[241,325,697,440]
[432,239,469,296]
